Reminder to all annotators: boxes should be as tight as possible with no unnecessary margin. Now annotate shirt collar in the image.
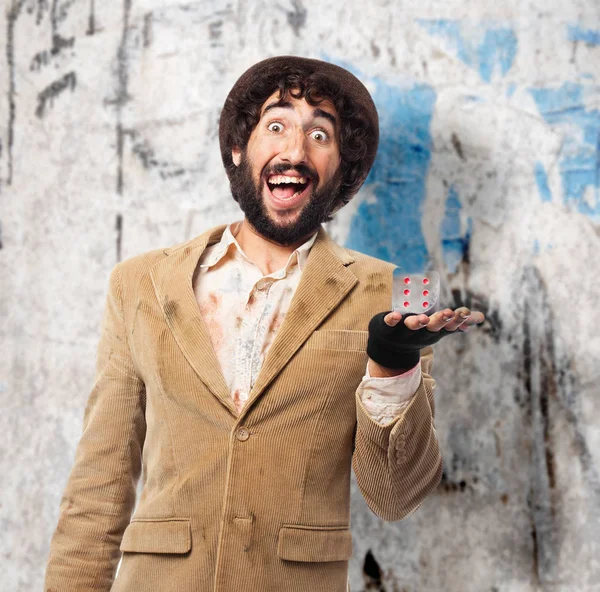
[199,221,318,274]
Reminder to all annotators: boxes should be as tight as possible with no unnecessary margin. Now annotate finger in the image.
[470,311,486,324]
[404,314,430,330]
[444,307,471,332]
[424,308,455,332]
[383,311,403,326]
[456,310,486,331]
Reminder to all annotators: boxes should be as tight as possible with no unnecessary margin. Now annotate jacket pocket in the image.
[120,518,191,554]
[277,525,352,562]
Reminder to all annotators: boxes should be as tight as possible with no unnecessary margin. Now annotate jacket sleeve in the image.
[45,263,146,591]
[352,346,442,521]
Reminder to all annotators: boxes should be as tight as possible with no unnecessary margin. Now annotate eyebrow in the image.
[313,107,337,127]
[262,101,337,128]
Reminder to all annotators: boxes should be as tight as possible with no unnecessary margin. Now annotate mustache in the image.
[263,163,318,184]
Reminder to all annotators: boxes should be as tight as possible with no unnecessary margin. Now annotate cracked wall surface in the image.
[1,1,599,590]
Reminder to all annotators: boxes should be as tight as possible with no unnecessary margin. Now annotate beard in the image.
[229,152,343,246]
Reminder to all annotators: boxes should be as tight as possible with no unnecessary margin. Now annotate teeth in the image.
[268,175,307,185]
[278,189,303,201]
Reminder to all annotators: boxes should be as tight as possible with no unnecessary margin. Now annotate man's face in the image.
[230,90,343,246]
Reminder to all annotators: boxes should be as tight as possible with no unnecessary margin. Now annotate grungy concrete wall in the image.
[1,1,599,590]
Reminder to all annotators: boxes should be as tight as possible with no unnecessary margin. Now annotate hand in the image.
[384,306,485,333]
[367,307,486,370]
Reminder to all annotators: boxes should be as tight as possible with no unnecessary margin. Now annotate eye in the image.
[267,122,284,133]
[310,129,329,142]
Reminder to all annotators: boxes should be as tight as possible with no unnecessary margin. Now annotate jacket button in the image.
[236,427,250,441]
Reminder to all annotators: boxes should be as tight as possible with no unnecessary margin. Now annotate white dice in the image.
[392,269,440,314]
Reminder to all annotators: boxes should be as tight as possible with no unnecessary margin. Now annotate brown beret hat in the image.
[219,56,379,200]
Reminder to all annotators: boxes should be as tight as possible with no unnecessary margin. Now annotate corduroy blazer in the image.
[45,224,442,592]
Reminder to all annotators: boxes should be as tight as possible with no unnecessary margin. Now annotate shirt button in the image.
[236,427,250,442]
[257,280,271,291]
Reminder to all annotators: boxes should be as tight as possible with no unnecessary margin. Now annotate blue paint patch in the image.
[417,20,470,63]
[568,25,600,46]
[534,162,552,202]
[349,79,436,272]
[530,82,600,220]
[477,27,519,83]
[323,59,436,272]
[418,19,518,82]
[440,186,472,273]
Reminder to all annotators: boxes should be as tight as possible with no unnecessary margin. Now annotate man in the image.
[45,56,484,592]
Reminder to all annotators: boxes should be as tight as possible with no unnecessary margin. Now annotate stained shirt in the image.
[193,221,422,424]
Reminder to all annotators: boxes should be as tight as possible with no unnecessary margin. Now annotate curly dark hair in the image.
[220,63,378,212]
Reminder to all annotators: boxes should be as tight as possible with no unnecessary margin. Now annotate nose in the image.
[279,126,307,165]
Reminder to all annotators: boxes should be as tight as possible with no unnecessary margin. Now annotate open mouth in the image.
[266,174,312,204]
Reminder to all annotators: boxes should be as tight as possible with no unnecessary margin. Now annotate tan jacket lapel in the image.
[149,223,358,417]
[245,226,358,410]
[149,224,236,415]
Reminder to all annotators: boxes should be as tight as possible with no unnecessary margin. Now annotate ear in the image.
[232,146,241,166]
